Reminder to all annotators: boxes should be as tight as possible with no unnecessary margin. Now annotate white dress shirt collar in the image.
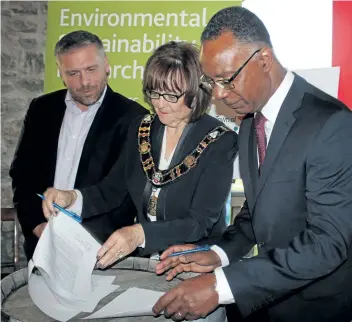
[260,71,294,125]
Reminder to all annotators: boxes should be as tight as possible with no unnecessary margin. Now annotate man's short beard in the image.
[71,86,105,106]
[64,75,107,107]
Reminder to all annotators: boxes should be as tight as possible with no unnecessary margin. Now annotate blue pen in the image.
[36,193,82,223]
[168,245,211,257]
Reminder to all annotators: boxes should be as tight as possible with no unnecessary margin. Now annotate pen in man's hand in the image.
[36,193,82,223]
[168,245,211,257]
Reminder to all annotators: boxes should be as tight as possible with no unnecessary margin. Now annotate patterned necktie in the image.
[254,112,267,167]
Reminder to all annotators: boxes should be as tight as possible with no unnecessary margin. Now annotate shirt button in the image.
[258,242,265,247]
[72,135,77,139]
[66,157,71,161]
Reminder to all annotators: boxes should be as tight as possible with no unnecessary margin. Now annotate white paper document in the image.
[33,213,100,297]
[50,275,119,312]
[28,212,119,321]
[84,287,165,319]
[28,260,80,322]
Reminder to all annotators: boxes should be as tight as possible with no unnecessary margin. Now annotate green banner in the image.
[44,1,241,108]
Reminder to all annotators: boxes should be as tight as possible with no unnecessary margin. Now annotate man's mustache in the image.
[77,85,95,92]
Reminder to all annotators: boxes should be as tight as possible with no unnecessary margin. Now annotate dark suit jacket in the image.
[10,86,147,259]
[80,114,238,255]
[217,75,352,322]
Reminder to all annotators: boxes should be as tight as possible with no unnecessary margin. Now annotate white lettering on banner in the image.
[57,7,207,82]
[154,13,164,27]
[102,33,194,54]
[111,60,144,80]
[55,60,144,80]
[60,9,70,26]
[58,32,197,53]
[59,8,208,28]
[107,13,119,27]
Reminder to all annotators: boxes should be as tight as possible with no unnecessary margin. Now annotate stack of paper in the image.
[28,212,119,322]
[83,287,165,319]
[28,212,167,321]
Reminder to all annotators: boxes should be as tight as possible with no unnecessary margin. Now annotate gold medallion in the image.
[148,195,158,216]
[184,155,196,168]
[176,166,181,176]
[139,142,150,154]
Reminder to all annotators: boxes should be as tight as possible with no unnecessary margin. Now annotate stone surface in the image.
[19,38,38,50]
[114,257,134,269]
[1,219,27,271]
[133,257,150,271]
[11,2,39,15]
[1,265,234,322]
[1,1,47,208]
[1,274,15,299]
[1,268,181,321]
[1,1,48,267]
[11,269,27,289]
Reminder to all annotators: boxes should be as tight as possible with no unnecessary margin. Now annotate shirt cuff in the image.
[211,245,230,267]
[67,190,83,217]
[139,239,146,248]
[214,267,235,304]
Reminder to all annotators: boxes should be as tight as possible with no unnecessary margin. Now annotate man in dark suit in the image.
[10,30,146,260]
[153,7,352,322]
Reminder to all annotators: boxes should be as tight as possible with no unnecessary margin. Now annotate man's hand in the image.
[156,244,222,281]
[153,273,219,321]
[96,224,145,269]
[32,222,47,238]
[42,188,77,219]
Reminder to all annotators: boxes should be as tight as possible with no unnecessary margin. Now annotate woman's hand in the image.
[42,188,77,219]
[96,224,145,269]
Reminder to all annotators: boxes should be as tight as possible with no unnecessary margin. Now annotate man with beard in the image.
[10,30,147,260]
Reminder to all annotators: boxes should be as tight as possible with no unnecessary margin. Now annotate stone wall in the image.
[1,1,48,268]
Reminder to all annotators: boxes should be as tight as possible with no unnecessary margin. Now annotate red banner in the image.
[333,0,352,109]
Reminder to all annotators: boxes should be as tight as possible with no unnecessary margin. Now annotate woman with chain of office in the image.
[41,41,238,277]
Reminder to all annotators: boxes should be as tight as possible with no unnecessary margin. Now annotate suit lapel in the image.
[239,115,257,211]
[169,122,195,168]
[48,92,67,183]
[75,86,115,185]
[151,116,164,168]
[253,77,305,204]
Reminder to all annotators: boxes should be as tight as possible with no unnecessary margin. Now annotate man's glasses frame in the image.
[200,48,262,91]
[144,89,185,103]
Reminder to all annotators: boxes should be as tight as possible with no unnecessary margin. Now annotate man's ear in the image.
[104,55,110,75]
[259,47,274,73]
[56,61,63,78]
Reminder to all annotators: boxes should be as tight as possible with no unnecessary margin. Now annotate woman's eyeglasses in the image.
[144,90,185,103]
